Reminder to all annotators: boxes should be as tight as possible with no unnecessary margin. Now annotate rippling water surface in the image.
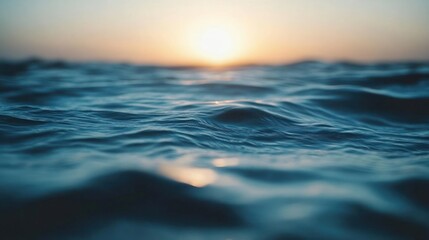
[1,59,429,240]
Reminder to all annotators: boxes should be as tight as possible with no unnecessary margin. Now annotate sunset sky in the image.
[1,0,429,65]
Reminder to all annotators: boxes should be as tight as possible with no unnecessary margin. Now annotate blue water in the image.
[1,59,429,240]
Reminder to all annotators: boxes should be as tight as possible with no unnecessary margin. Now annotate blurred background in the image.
[1,0,429,65]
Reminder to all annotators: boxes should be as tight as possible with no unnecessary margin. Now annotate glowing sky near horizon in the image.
[1,0,429,65]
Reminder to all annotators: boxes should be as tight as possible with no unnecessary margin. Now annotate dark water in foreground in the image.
[1,59,429,240]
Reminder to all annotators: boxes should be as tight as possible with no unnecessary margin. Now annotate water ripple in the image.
[1,59,428,239]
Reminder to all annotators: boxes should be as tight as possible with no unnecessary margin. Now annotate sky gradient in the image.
[1,0,429,65]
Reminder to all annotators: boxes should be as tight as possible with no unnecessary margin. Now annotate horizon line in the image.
[1,56,429,69]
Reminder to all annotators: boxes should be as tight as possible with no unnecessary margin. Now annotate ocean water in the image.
[1,59,429,240]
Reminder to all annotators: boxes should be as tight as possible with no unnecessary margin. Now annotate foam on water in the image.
[1,59,429,239]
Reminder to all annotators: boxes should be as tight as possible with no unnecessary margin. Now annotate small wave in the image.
[0,170,243,239]
[223,167,319,184]
[313,89,429,124]
[362,72,429,87]
[210,107,295,126]
[0,114,48,126]
[0,59,71,76]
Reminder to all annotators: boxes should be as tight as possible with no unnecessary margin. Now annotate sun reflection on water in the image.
[212,158,240,167]
[159,165,217,187]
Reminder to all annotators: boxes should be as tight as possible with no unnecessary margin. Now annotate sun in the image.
[192,25,240,65]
